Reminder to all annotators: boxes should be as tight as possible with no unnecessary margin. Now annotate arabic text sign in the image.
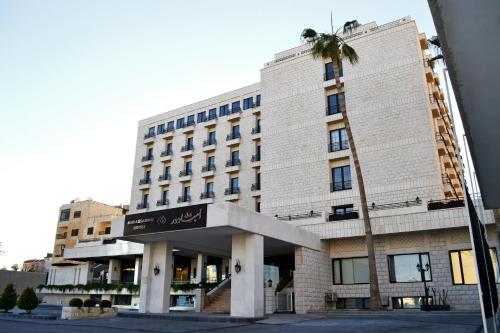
[123,204,207,236]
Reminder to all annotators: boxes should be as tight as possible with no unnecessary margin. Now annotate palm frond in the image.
[301,28,318,42]
[310,38,326,59]
[340,43,359,64]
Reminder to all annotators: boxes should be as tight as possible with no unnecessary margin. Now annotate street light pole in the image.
[417,262,430,308]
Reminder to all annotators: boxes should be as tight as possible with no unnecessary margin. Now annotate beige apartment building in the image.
[112,17,499,316]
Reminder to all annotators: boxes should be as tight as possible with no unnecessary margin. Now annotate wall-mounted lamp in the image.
[153,264,160,276]
[267,279,273,287]
[234,259,241,274]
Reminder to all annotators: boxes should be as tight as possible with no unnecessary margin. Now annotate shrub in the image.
[99,300,112,308]
[17,288,38,313]
[0,283,17,312]
[83,299,96,307]
[68,298,83,307]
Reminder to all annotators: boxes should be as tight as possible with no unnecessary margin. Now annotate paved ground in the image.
[0,306,483,333]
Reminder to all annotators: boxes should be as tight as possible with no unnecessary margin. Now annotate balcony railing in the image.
[328,210,359,221]
[55,234,66,240]
[251,126,261,134]
[156,199,169,206]
[141,155,153,162]
[177,195,191,203]
[179,170,193,177]
[251,154,261,162]
[200,191,215,199]
[186,120,195,127]
[428,199,465,211]
[181,144,194,152]
[329,141,349,152]
[224,187,240,195]
[326,105,340,116]
[226,133,241,141]
[369,197,422,211]
[160,149,173,157]
[230,108,241,114]
[144,132,155,140]
[226,159,241,167]
[158,174,171,181]
[203,139,217,146]
[139,178,151,185]
[202,164,216,172]
[166,126,175,133]
[208,113,217,120]
[251,183,261,191]
[136,202,149,209]
[275,211,322,220]
[330,180,352,192]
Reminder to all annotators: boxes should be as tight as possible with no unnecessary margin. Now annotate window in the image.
[104,227,111,235]
[161,189,169,204]
[206,182,214,195]
[71,229,79,237]
[185,161,192,174]
[232,124,240,138]
[167,121,175,131]
[230,177,239,192]
[166,142,173,154]
[176,118,185,129]
[332,165,351,191]
[325,61,343,80]
[329,128,349,152]
[256,201,261,213]
[333,257,369,284]
[336,298,369,310]
[87,227,94,235]
[183,186,191,199]
[208,131,216,145]
[231,101,241,112]
[148,127,155,135]
[256,94,261,106]
[388,253,432,283]
[256,145,261,160]
[392,297,431,309]
[231,150,240,164]
[163,165,171,178]
[157,123,165,134]
[197,112,206,123]
[187,115,195,126]
[186,137,193,150]
[327,93,343,115]
[73,211,81,218]
[208,108,217,120]
[59,209,70,221]
[334,205,354,216]
[219,104,229,117]
[142,193,149,207]
[147,147,153,159]
[256,172,261,188]
[207,156,215,169]
[450,249,499,285]
[144,170,151,182]
[243,97,253,110]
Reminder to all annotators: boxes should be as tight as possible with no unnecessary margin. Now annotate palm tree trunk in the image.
[332,54,382,310]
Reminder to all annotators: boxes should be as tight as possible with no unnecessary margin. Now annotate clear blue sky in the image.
[0,0,442,268]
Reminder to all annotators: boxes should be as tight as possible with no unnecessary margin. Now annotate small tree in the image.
[0,283,17,312]
[17,288,38,314]
[11,264,19,271]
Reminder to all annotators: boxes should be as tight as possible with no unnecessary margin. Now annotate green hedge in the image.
[37,283,140,294]
[171,282,217,292]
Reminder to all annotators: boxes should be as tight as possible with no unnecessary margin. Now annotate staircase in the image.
[203,281,231,313]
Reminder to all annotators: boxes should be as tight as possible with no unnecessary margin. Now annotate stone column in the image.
[194,288,205,312]
[138,241,173,313]
[230,233,264,318]
[108,258,122,284]
[264,286,276,314]
[133,257,142,285]
[86,261,94,284]
[196,253,207,283]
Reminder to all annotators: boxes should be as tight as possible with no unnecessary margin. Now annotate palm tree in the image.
[301,18,382,310]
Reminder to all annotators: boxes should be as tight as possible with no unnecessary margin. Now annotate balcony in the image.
[160,149,173,162]
[180,144,194,157]
[177,195,191,204]
[227,109,241,121]
[326,105,341,116]
[144,132,155,143]
[425,63,434,82]
[180,122,195,134]
[330,180,352,192]
[435,134,447,156]
[251,154,261,168]
[156,199,169,207]
[226,133,241,147]
[224,187,240,201]
[138,178,151,189]
[442,155,452,168]
[429,94,440,118]
[141,155,154,166]
[324,73,344,88]
[328,210,359,221]
[251,126,261,140]
[225,159,241,173]
[251,183,261,197]
[202,139,217,152]
[201,165,216,177]
[158,174,171,186]
[203,116,217,128]
[328,140,349,153]
[179,170,193,182]
[136,202,149,210]
[200,191,215,203]
[158,127,175,139]
[436,118,446,133]
[251,103,261,115]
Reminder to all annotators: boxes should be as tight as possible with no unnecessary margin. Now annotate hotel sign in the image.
[123,204,207,236]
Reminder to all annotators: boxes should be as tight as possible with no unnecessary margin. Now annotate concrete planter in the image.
[61,306,117,320]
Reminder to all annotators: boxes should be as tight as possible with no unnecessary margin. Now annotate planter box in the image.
[61,306,117,320]
[420,304,451,311]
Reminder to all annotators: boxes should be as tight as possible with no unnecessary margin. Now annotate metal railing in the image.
[224,187,240,195]
[200,191,215,199]
[181,144,194,152]
[428,199,465,211]
[156,199,169,206]
[201,164,216,172]
[144,133,155,140]
[136,202,149,209]
[329,141,349,152]
[141,155,153,162]
[226,133,241,141]
[251,126,261,134]
[326,105,340,116]
[251,154,261,162]
[139,178,151,185]
[275,210,322,221]
[368,198,422,211]
[55,234,66,240]
[203,139,217,146]
[208,113,217,120]
[251,183,261,191]
[330,180,352,192]
[179,170,193,177]
[225,159,241,167]
[328,210,359,221]
[166,126,175,133]
[160,149,173,157]
[158,174,171,181]
[177,195,191,203]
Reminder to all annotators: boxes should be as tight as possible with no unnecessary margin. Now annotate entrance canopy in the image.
[112,203,321,257]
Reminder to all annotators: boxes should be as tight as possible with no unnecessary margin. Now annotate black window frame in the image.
[73,210,81,218]
[219,104,229,117]
[256,95,261,106]
[157,123,165,134]
[243,97,253,109]
[208,108,217,120]
[59,209,71,221]
[71,229,79,237]
[167,121,175,131]
[332,256,370,285]
[87,227,94,235]
[197,111,206,123]
[387,252,432,283]
[331,165,352,191]
[329,128,349,152]
[449,248,499,285]
[231,101,241,112]
[186,115,195,126]
[176,118,185,129]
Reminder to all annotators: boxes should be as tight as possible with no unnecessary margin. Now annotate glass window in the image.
[392,297,431,309]
[219,104,229,117]
[183,186,190,198]
[73,211,81,218]
[185,161,192,173]
[148,127,155,135]
[157,124,165,134]
[167,121,175,131]
[256,95,261,106]
[232,124,240,138]
[332,257,369,284]
[330,128,349,151]
[449,249,499,285]
[208,108,217,120]
[327,94,341,115]
[231,150,239,163]
[176,118,185,129]
[206,182,214,194]
[207,156,215,168]
[166,142,173,153]
[60,209,71,221]
[162,189,169,202]
[164,165,170,178]
[208,131,216,144]
[142,193,148,206]
[104,227,111,234]
[388,253,432,283]
[243,97,254,109]
[334,205,354,216]
[147,147,153,159]
[336,298,369,310]
[230,177,239,191]
[231,101,241,112]
[197,112,206,123]
[332,165,351,191]
[187,115,195,126]
[325,61,343,80]
[71,229,79,237]
[87,227,94,235]
[186,137,193,149]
